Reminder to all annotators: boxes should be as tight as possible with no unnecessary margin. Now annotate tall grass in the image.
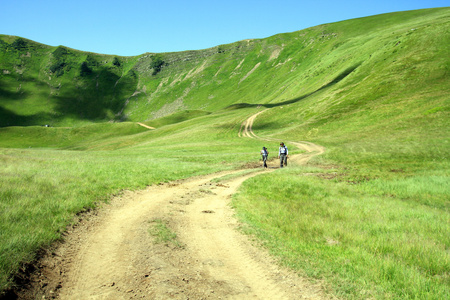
[0,108,268,291]
[0,147,224,290]
[232,166,449,299]
[0,7,448,298]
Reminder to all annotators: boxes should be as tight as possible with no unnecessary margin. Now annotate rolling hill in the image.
[1,8,447,130]
[0,7,448,299]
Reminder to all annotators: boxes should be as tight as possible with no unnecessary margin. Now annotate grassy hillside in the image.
[2,8,448,128]
[0,7,449,299]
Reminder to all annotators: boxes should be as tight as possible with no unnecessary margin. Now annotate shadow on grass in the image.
[0,67,138,127]
[226,63,361,110]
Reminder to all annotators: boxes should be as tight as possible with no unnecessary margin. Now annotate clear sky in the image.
[1,0,448,56]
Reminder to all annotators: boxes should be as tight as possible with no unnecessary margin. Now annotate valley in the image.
[0,7,448,299]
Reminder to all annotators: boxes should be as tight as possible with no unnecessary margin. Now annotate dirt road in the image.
[20,111,328,299]
[137,122,156,130]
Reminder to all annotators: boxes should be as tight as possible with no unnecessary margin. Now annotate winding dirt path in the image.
[238,109,325,165]
[137,122,155,130]
[24,111,328,299]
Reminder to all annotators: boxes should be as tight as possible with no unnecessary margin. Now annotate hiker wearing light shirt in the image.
[278,142,288,168]
[260,146,269,168]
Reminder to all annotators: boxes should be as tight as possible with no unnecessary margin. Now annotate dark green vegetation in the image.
[1,7,449,299]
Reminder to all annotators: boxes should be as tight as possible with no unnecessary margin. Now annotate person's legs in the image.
[280,154,285,167]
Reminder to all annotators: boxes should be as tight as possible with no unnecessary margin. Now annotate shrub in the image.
[150,55,165,75]
[49,61,66,76]
[80,61,92,76]
[52,46,69,58]
[86,54,98,67]
[113,57,121,67]
[11,38,27,50]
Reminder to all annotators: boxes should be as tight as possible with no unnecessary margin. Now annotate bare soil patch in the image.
[8,111,330,299]
[14,170,329,299]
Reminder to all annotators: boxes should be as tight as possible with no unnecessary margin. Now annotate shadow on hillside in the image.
[0,73,52,101]
[227,63,361,110]
[0,67,138,127]
[0,105,70,127]
[53,69,137,122]
[0,106,29,127]
[0,84,30,101]
[0,78,52,126]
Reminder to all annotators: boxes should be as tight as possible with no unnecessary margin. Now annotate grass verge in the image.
[232,162,449,299]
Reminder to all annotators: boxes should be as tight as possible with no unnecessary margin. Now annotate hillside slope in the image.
[0,8,449,298]
[1,8,448,129]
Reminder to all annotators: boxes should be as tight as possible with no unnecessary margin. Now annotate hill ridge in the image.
[0,7,448,127]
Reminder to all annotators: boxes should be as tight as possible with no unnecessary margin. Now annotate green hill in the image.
[1,8,447,129]
[0,7,448,299]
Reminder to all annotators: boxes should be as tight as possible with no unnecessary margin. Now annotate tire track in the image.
[35,110,328,299]
[177,173,324,299]
[239,109,325,166]
[238,109,267,139]
[137,122,155,129]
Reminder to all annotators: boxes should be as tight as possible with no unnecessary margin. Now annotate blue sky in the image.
[1,0,448,56]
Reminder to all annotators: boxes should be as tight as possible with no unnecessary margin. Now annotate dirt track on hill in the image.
[137,122,156,129]
[17,111,328,299]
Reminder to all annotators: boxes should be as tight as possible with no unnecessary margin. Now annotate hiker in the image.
[260,147,269,168]
[278,142,288,168]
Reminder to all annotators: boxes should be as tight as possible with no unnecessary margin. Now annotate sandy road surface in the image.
[19,111,328,299]
[137,122,156,130]
[50,170,327,299]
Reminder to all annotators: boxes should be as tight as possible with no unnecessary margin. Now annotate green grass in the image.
[0,122,148,149]
[0,7,449,299]
[0,146,226,291]
[2,8,448,128]
[232,166,449,299]
[0,108,269,292]
[148,219,184,248]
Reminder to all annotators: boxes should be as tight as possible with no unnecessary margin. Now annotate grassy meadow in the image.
[1,7,449,299]
[0,109,265,293]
